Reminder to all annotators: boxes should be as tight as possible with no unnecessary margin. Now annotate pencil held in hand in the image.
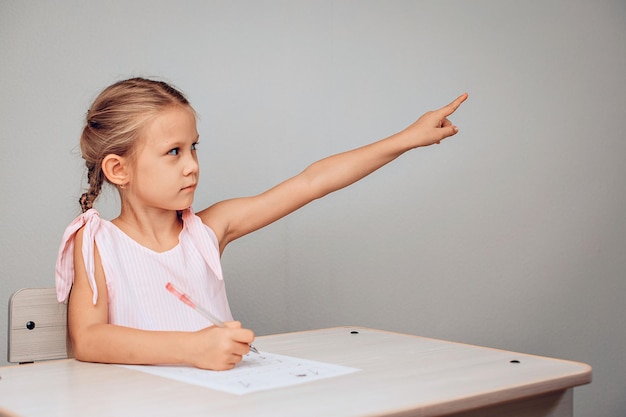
[166,282,260,354]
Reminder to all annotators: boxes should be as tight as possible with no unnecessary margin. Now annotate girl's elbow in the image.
[68,328,99,362]
[69,333,89,361]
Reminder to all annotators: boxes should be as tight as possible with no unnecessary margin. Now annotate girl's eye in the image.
[167,148,180,156]
[191,142,198,151]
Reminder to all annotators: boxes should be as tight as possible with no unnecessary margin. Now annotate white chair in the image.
[7,288,71,363]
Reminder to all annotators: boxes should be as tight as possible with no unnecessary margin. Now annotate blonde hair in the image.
[79,77,192,212]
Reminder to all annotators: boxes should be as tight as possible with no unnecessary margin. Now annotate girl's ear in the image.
[102,154,130,187]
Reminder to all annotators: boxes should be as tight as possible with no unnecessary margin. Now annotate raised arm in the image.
[200,93,468,251]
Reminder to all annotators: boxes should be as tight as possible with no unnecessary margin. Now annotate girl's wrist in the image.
[393,128,425,151]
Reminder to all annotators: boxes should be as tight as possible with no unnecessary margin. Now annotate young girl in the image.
[56,77,467,370]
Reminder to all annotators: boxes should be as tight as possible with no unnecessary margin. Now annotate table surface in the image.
[0,326,591,417]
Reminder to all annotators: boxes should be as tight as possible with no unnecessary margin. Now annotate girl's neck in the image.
[112,206,183,253]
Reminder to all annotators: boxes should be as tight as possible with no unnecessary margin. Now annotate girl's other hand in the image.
[400,92,468,148]
[189,321,256,370]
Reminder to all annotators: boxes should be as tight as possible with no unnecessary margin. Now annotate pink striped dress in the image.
[55,208,234,331]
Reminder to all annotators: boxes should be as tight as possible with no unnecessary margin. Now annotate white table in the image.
[0,327,591,417]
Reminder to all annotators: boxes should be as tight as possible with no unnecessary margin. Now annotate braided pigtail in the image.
[79,165,104,213]
[78,111,107,213]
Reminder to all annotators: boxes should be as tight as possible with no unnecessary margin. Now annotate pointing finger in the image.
[439,92,468,117]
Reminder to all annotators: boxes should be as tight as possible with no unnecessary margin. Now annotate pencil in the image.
[166,282,260,354]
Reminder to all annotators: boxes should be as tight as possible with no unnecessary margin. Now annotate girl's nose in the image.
[183,153,199,176]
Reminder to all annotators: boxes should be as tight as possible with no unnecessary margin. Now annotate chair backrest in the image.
[7,288,71,363]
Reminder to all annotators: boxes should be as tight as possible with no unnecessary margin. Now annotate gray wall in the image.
[1,1,625,416]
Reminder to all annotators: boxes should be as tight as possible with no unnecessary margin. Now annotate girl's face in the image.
[127,105,200,211]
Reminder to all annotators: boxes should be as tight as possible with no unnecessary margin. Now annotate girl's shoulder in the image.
[181,207,218,244]
[180,207,223,281]
[60,209,101,242]
[60,209,119,242]
[55,209,104,304]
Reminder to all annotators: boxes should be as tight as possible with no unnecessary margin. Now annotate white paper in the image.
[120,352,359,395]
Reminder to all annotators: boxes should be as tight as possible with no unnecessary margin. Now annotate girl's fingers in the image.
[439,93,469,117]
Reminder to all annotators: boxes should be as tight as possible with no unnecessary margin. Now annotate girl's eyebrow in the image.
[160,134,200,148]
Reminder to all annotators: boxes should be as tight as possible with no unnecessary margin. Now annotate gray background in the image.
[1,1,625,416]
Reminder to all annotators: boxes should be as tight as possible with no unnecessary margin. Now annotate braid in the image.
[79,164,104,213]
[78,193,92,213]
